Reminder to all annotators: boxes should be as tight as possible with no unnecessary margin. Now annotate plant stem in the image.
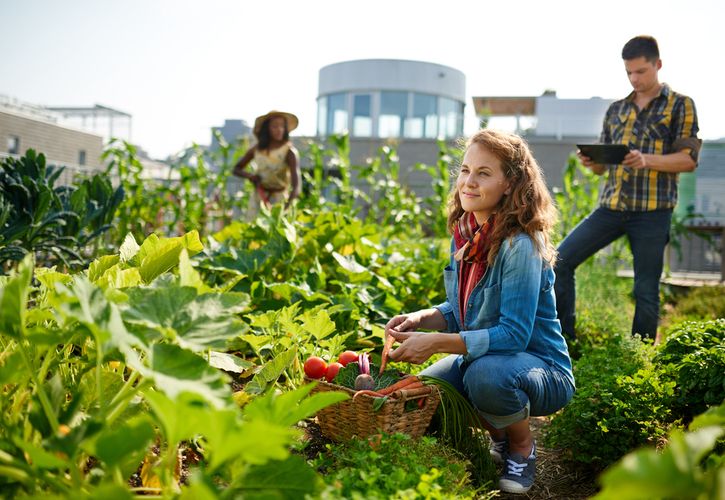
[104,369,143,424]
[18,342,59,432]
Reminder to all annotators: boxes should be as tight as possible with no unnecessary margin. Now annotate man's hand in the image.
[622,149,648,169]
[577,151,606,174]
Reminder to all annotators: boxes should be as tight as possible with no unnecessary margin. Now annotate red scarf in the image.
[453,212,495,327]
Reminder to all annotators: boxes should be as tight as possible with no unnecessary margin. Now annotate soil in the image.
[495,416,599,500]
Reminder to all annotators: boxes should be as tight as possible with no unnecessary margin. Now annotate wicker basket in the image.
[308,377,440,442]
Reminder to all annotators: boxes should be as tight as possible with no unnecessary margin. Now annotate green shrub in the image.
[655,319,725,423]
[594,401,725,500]
[572,264,634,350]
[664,286,725,326]
[313,433,488,499]
[545,334,675,470]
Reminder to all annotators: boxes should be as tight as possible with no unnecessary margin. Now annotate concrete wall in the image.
[534,96,612,138]
[0,109,104,169]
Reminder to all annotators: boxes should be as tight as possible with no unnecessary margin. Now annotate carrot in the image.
[379,333,396,375]
[352,389,386,401]
[393,384,431,400]
[377,375,421,396]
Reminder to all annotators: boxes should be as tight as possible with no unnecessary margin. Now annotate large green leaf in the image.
[207,351,254,374]
[243,383,348,427]
[123,286,249,352]
[134,231,204,283]
[92,416,155,476]
[595,426,724,500]
[244,348,297,395]
[143,389,295,472]
[52,277,147,372]
[299,309,336,340]
[0,350,27,385]
[265,282,331,303]
[147,344,231,408]
[0,253,33,339]
[178,248,212,292]
[119,232,140,263]
[95,264,143,290]
[143,390,209,451]
[13,437,69,469]
[34,266,73,291]
[202,410,297,471]
[87,254,120,282]
[231,455,322,499]
[332,251,371,278]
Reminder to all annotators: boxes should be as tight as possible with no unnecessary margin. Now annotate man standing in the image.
[555,35,701,341]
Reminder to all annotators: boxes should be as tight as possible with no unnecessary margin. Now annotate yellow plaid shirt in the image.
[599,84,700,211]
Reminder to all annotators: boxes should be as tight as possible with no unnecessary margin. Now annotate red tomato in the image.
[304,356,328,379]
[325,362,343,382]
[338,350,358,367]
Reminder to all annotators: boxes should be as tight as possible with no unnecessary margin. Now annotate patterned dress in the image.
[246,142,296,220]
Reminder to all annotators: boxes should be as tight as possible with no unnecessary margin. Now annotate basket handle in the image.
[393,384,435,401]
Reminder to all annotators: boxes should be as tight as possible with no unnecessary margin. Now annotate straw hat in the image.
[253,110,299,137]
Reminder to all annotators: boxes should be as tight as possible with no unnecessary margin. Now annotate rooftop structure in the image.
[317,59,466,139]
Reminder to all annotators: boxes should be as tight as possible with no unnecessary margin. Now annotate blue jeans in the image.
[420,354,575,429]
[554,207,672,339]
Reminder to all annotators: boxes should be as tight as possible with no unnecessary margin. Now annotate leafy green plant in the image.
[568,263,635,352]
[663,286,725,327]
[413,138,459,238]
[313,433,486,499]
[0,150,123,271]
[552,154,602,245]
[0,234,345,497]
[545,334,675,470]
[654,319,725,423]
[594,401,725,500]
[422,376,497,487]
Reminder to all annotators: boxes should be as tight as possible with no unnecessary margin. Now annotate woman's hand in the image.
[387,330,436,365]
[385,312,423,334]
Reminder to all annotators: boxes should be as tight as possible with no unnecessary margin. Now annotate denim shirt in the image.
[434,232,574,383]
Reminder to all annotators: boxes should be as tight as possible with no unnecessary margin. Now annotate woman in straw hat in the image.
[232,110,300,219]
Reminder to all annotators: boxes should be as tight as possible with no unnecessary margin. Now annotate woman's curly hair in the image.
[447,129,558,266]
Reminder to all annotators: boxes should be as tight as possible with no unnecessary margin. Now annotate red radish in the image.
[304,356,328,379]
[325,362,343,382]
[358,353,370,375]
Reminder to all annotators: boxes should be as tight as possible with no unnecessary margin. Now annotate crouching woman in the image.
[385,129,575,495]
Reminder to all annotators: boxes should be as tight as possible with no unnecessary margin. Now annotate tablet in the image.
[576,144,630,165]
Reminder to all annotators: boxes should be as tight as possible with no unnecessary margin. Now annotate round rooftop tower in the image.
[317,59,466,139]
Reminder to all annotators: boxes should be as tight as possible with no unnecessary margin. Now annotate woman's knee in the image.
[462,361,519,407]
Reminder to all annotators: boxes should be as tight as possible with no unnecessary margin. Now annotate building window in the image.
[352,94,372,137]
[327,93,348,135]
[7,135,20,155]
[379,91,407,138]
[439,97,463,138]
[78,150,86,166]
[405,93,438,139]
[317,97,328,136]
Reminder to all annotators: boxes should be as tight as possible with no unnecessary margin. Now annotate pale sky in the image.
[2,0,723,159]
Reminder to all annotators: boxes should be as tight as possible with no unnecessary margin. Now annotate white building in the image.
[317,59,466,140]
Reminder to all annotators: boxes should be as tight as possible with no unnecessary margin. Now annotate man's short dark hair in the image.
[622,35,660,62]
